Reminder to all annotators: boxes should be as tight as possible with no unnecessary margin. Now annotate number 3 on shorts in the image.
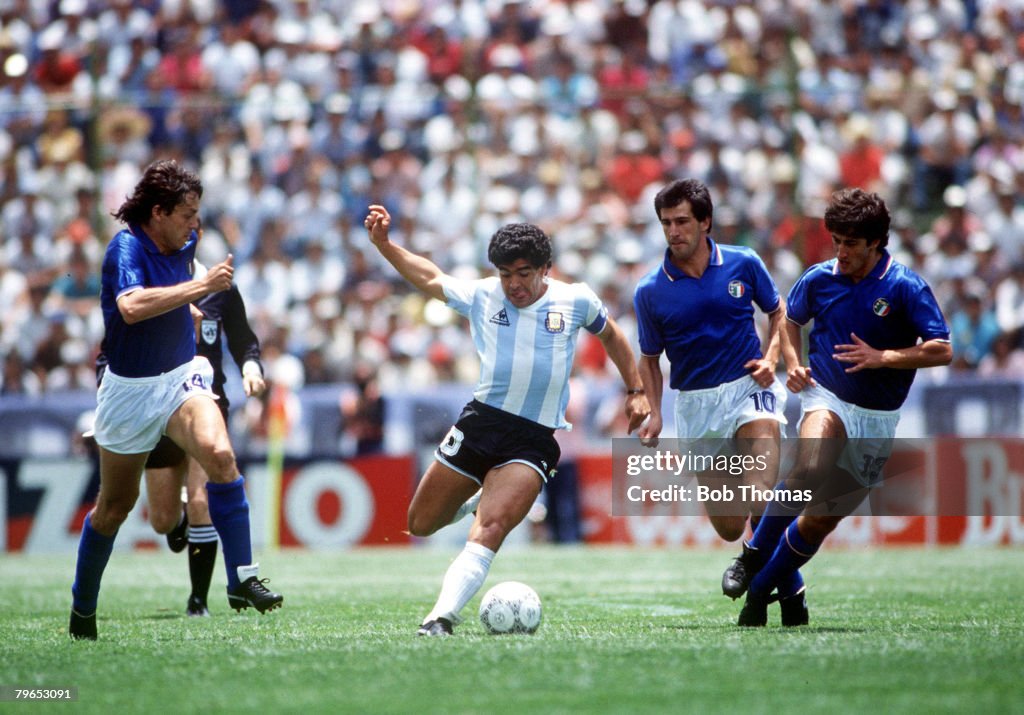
[439,426,465,457]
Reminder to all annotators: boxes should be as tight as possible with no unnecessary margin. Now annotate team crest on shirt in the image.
[727,281,745,298]
[545,312,565,333]
[873,298,891,317]
[490,308,510,326]
[200,319,218,345]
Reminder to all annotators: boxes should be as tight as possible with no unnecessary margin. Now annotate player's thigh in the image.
[470,462,543,545]
[790,409,848,485]
[408,460,481,533]
[144,463,187,533]
[165,395,236,480]
[735,417,781,490]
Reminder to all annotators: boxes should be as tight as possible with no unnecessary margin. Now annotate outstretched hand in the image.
[364,205,391,247]
[833,333,883,373]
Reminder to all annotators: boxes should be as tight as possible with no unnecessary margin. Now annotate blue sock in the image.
[206,477,253,590]
[747,481,804,561]
[750,520,820,596]
[777,568,805,599]
[71,514,117,615]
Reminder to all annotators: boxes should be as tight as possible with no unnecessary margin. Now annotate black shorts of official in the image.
[434,400,560,484]
[144,392,229,470]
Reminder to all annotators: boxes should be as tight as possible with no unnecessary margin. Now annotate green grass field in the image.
[2,546,1021,714]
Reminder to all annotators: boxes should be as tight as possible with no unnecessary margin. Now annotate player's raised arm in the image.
[596,316,651,434]
[364,204,447,302]
[118,254,234,325]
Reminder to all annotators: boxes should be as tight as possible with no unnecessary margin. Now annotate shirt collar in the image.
[831,249,893,281]
[660,236,722,282]
[129,224,197,256]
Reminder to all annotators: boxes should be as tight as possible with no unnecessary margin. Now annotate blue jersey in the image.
[786,251,950,411]
[634,239,781,391]
[442,275,608,430]
[100,226,198,378]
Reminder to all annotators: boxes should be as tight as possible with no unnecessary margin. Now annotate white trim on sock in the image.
[187,525,219,543]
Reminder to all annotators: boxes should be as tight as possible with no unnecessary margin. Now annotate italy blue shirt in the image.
[100,225,198,378]
[634,239,781,391]
[786,251,950,411]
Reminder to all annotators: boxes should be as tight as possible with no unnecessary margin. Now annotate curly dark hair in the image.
[112,159,203,226]
[487,223,552,268]
[824,188,890,248]
[653,178,714,230]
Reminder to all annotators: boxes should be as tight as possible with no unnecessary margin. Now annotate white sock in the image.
[425,542,495,625]
[449,489,482,525]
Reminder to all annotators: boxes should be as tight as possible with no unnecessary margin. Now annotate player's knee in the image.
[471,516,512,551]
[186,495,209,523]
[710,516,746,542]
[800,515,840,542]
[149,507,181,534]
[201,444,238,483]
[93,497,137,532]
[407,509,440,538]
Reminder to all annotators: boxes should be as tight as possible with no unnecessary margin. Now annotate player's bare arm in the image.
[364,204,447,302]
[782,317,815,393]
[596,317,651,434]
[833,334,953,373]
[117,255,234,325]
[636,354,663,445]
[744,303,785,388]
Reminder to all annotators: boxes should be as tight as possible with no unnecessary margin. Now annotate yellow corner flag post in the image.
[265,383,288,551]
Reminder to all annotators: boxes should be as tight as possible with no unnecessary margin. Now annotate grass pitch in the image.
[1,546,1021,714]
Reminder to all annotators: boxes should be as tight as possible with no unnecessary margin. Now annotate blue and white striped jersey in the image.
[442,275,609,429]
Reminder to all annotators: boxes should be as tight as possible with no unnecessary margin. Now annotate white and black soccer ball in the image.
[478,581,542,635]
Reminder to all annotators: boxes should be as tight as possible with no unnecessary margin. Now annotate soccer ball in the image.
[478,581,542,635]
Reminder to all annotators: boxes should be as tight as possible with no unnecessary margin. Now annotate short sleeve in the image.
[112,236,145,299]
[786,268,815,326]
[440,275,480,318]
[575,282,607,334]
[633,283,663,356]
[908,281,951,342]
[748,252,781,314]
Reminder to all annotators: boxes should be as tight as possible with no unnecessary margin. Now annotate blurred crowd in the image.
[2,0,1024,417]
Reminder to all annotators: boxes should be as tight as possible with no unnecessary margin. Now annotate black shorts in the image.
[146,436,186,469]
[434,400,560,484]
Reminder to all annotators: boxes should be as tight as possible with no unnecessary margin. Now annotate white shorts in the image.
[674,373,788,440]
[94,356,216,455]
[798,383,900,487]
